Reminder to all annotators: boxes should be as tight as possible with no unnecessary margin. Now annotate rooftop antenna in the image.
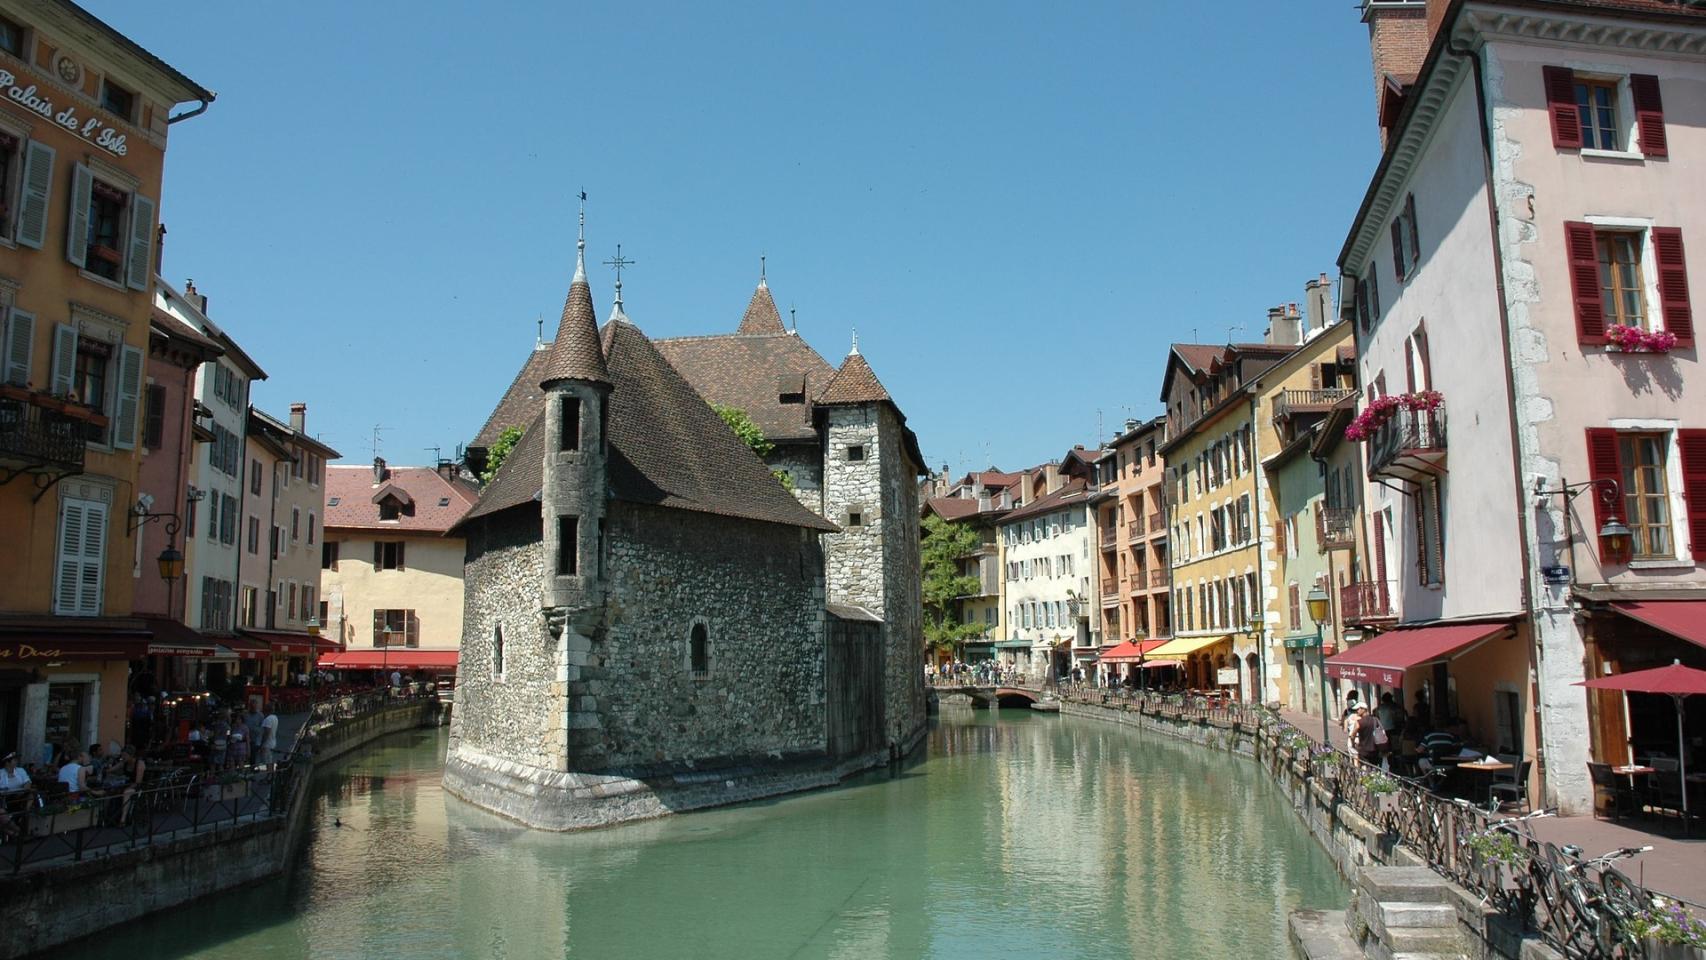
[426,445,443,464]
[604,244,634,312]
[370,424,387,458]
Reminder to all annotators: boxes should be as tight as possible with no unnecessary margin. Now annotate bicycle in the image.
[1534,842,1652,958]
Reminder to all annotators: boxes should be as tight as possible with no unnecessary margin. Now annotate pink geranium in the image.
[1606,324,1679,354]
[1344,391,1445,443]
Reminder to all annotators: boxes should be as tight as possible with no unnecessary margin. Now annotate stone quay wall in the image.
[0,699,434,960]
[1056,699,1563,960]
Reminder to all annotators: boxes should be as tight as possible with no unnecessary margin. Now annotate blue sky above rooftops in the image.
[100,1,1380,476]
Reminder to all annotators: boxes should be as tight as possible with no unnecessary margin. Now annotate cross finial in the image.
[850,327,860,355]
[604,244,635,311]
[573,190,587,282]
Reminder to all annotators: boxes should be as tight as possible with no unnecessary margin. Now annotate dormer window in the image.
[379,500,401,521]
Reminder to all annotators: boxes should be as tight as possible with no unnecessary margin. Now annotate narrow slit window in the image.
[560,395,581,451]
[558,516,579,576]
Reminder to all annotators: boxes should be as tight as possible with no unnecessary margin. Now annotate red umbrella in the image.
[1577,660,1706,824]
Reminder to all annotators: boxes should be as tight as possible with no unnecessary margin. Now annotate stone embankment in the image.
[0,696,437,960]
[1055,695,1567,960]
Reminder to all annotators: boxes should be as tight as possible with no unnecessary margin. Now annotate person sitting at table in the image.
[109,746,146,823]
[58,749,96,800]
[0,752,32,798]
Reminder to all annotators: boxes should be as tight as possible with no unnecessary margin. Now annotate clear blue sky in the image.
[100,1,1382,476]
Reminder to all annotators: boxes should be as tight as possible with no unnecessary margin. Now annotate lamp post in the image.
[305,616,321,704]
[1245,613,1264,706]
[1307,586,1331,747]
[1532,477,1632,581]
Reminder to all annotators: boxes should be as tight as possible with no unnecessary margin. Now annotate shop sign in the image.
[1324,662,1403,688]
[0,68,129,156]
[1215,667,1239,685]
[1541,565,1570,584]
[0,643,64,660]
[1284,636,1320,650]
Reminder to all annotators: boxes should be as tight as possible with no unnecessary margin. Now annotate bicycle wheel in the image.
[1598,868,1646,956]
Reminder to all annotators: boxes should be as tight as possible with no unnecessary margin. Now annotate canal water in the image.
[66,709,1347,960]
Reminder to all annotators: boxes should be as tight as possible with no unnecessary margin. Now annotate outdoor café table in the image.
[1458,758,1513,806]
[1613,765,1656,815]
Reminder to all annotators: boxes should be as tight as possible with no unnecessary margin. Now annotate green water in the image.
[65,709,1347,959]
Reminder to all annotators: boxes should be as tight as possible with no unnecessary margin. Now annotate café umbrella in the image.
[1576,661,1706,825]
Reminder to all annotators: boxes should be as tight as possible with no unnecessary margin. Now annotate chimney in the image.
[1305,273,1334,335]
[438,460,457,482]
[372,457,387,485]
[1044,462,1061,494]
[977,490,991,511]
[1125,418,1140,431]
[183,278,209,314]
[1362,1,1432,139]
[1266,305,1301,347]
[289,402,306,433]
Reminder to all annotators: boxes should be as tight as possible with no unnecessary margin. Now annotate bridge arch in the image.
[994,688,1039,708]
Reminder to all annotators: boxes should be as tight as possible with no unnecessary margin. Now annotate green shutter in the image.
[125,193,155,290]
[49,323,77,395]
[111,344,143,449]
[65,163,93,269]
[16,140,54,250]
[2,308,33,386]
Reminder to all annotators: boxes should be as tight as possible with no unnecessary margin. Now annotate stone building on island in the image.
[443,233,926,830]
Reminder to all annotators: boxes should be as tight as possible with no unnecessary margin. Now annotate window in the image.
[375,540,405,571]
[1619,433,1672,559]
[847,444,865,462]
[1575,78,1620,150]
[99,79,135,121]
[270,524,280,558]
[54,497,107,616]
[322,541,340,570]
[847,510,864,528]
[0,15,23,57]
[221,494,236,546]
[557,516,578,576]
[1596,232,1647,330]
[250,460,261,495]
[689,622,710,680]
[1288,583,1301,632]
[308,513,316,545]
[560,395,581,451]
[241,586,258,628]
[83,179,126,282]
[247,516,259,554]
[372,609,418,648]
[287,582,297,621]
[291,507,301,542]
[73,338,110,440]
[328,497,340,507]
[378,498,401,521]
[142,383,166,450]
[492,624,505,677]
[199,577,232,631]
[1390,194,1420,282]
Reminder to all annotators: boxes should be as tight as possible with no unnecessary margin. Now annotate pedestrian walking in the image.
[258,706,279,768]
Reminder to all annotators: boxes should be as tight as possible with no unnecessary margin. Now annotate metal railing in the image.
[1149,515,1167,534]
[1100,578,1117,597]
[1274,388,1357,422]
[1368,406,1447,478]
[0,396,88,471]
[1341,580,1396,623]
[1317,506,1356,550]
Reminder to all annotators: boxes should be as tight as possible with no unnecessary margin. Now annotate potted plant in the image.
[217,769,249,800]
[1359,769,1401,811]
[29,801,92,836]
[1622,899,1706,960]
[1606,324,1680,355]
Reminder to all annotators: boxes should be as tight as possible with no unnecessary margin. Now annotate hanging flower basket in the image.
[1344,391,1444,442]
[1606,324,1679,354]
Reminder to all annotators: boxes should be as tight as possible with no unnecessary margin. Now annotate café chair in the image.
[1489,755,1531,811]
[1588,762,1637,821]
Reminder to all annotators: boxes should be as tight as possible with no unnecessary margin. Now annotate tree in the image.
[480,425,523,485]
[712,404,793,489]
[921,513,986,660]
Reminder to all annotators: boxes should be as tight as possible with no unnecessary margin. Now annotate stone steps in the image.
[1290,909,1363,960]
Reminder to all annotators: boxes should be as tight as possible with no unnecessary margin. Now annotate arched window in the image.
[689,622,709,681]
[492,623,505,677]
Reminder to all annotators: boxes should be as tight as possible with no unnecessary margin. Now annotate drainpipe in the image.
[167,99,210,125]
[1455,35,1549,802]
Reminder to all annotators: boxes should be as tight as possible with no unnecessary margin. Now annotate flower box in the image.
[29,806,92,836]
[1607,324,1679,354]
[1345,391,1444,442]
[217,780,248,802]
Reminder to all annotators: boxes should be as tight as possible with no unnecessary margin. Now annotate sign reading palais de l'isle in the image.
[0,69,128,156]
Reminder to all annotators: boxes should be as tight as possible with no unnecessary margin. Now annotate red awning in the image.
[0,618,150,661]
[140,617,218,657]
[1577,662,1706,696]
[318,650,459,671]
[219,635,273,660]
[1324,620,1512,687]
[1612,601,1706,651]
[1101,639,1171,663]
[240,629,344,656]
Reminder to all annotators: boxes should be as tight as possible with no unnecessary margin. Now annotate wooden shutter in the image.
[396,541,405,571]
[125,193,155,290]
[1629,74,1667,158]
[1415,489,1428,584]
[405,610,419,647]
[1651,228,1693,346]
[1390,220,1407,282]
[1404,337,1417,393]
[1405,194,1420,269]
[55,498,106,616]
[111,344,143,449]
[3,308,33,386]
[373,610,385,646]
[1564,221,1606,344]
[64,163,93,268]
[49,323,77,395]
[54,499,85,614]
[1680,430,1706,561]
[1586,429,1627,565]
[142,383,166,450]
[1368,267,1380,318]
[16,140,53,250]
[1274,519,1286,557]
[1543,66,1582,149]
[373,541,382,571]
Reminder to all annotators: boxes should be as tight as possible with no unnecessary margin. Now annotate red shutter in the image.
[1651,228,1693,346]
[1565,221,1606,344]
[1415,324,1433,391]
[1629,74,1667,158]
[1680,430,1706,561]
[1405,193,1420,267]
[1391,220,1407,281]
[1544,66,1582,149]
[1404,337,1417,393]
[1586,429,1627,565]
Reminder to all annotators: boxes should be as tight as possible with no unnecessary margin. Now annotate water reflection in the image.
[64,710,1345,960]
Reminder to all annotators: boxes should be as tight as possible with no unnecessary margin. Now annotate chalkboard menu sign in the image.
[45,683,85,749]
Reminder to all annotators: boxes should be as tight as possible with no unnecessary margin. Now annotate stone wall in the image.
[766,441,823,514]
[875,405,926,747]
[822,407,884,613]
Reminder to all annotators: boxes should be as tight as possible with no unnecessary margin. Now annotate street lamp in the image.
[1244,613,1264,706]
[305,616,321,703]
[1307,586,1331,746]
[1532,477,1632,577]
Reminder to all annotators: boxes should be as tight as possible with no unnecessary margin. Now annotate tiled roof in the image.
[817,352,892,406]
[1170,343,1224,374]
[925,497,982,520]
[540,278,611,387]
[652,332,835,443]
[472,348,552,449]
[324,464,480,534]
[999,478,1088,524]
[466,320,837,533]
[149,312,223,356]
[736,281,788,335]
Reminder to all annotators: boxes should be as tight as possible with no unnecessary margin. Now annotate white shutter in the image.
[49,323,77,395]
[16,140,54,250]
[125,193,155,290]
[79,502,106,615]
[112,344,143,449]
[54,500,85,614]
[65,163,93,269]
[2,308,33,386]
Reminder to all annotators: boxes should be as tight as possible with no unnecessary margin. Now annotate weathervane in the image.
[604,244,635,309]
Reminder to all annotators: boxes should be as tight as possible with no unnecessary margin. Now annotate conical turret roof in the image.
[817,348,891,406]
[540,268,610,388]
[736,279,787,335]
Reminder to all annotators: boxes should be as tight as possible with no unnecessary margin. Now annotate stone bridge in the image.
[928,679,1050,709]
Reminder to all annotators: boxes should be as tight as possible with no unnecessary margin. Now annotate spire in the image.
[573,190,587,282]
[737,259,787,335]
[604,244,635,323]
[817,344,892,406]
[850,327,860,355]
[539,221,610,388]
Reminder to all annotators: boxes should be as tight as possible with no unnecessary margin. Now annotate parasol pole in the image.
[1676,691,1689,833]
